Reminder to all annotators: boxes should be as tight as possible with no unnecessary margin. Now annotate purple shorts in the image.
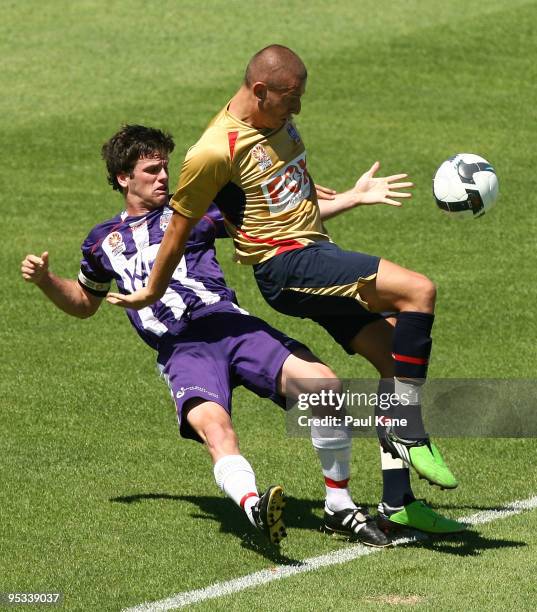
[156,310,305,442]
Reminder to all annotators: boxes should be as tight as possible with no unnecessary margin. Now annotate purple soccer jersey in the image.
[79,203,239,348]
[78,201,306,440]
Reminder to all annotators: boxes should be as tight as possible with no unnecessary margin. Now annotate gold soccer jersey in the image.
[170,105,329,264]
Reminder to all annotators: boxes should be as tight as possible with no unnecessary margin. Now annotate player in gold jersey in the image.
[108,45,465,536]
[167,99,327,265]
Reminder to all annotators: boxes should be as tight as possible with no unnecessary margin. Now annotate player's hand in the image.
[106,288,154,310]
[353,161,413,206]
[21,251,50,285]
[315,183,336,200]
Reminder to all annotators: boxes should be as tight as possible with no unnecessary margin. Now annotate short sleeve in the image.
[78,238,113,297]
[170,142,231,219]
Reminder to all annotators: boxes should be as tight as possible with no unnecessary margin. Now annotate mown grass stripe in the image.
[123,494,537,611]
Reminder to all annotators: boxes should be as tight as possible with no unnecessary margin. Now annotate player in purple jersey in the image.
[21,124,394,547]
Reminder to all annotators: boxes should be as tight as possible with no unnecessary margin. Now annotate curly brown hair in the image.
[101,124,175,192]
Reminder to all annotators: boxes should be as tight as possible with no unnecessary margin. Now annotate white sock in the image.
[213,455,259,526]
[312,436,357,512]
[324,485,356,512]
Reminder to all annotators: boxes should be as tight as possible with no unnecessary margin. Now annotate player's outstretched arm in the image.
[317,162,414,221]
[314,183,336,201]
[106,212,198,310]
[21,251,102,318]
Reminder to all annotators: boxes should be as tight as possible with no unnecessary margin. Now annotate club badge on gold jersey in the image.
[251,144,273,171]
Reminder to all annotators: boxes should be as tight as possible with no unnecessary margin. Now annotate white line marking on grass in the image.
[461,496,537,525]
[123,495,537,612]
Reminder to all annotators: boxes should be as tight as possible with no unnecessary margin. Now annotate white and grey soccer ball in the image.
[433,153,499,219]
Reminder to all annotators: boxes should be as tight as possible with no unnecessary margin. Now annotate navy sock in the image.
[382,468,415,508]
[376,379,416,507]
[376,378,426,440]
[391,394,427,440]
[392,311,435,379]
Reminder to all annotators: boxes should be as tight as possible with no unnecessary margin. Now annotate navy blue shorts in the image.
[253,241,382,354]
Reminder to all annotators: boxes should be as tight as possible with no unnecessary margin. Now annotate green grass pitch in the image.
[2,0,537,610]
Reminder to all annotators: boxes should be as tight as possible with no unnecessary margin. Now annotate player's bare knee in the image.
[404,273,436,312]
[302,363,340,394]
[203,421,239,455]
[313,362,338,382]
[280,350,340,399]
[417,275,437,311]
[298,367,342,418]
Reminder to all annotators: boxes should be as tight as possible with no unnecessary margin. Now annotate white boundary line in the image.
[123,495,537,612]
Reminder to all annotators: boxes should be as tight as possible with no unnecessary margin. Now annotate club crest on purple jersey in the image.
[107,231,125,256]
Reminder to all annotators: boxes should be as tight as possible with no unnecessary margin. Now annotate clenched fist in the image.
[21,252,49,286]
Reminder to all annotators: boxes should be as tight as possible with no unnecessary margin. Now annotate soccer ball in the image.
[433,153,499,219]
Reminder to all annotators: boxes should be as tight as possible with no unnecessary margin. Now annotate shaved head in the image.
[231,45,307,129]
[245,45,307,89]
